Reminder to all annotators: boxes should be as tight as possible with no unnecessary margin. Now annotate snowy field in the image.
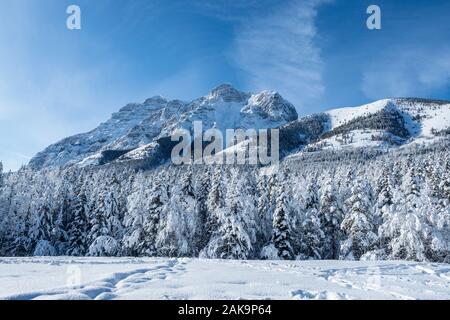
[0,258,450,300]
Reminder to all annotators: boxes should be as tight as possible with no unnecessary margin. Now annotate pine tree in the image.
[342,168,355,200]
[142,174,167,256]
[123,172,147,256]
[7,171,33,256]
[51,179,70,252]
[428,161,442,199]
[67,181,90,256]
[201,168,252,259]
[214,215,251,259]
[157,168,196,257]
[298,182,324,259]
[192,167,211,252]
[104,189,122,239]
[376,166,394,219]
[271,183,294,260]
[205,167,225,242]
[0,162,6,254]
[88,187,109,243]
[319,179,343,259]
[438,161,450,207]
[28,184,54,247]
[382,167,428,261]
[427,205,450,262]
[341,179,377,260]
[236,168,258,247]
[256,174,274,245]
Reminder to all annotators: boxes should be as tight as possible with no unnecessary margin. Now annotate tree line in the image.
[0,142,449,262]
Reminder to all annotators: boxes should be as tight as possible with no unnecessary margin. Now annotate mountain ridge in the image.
[28,85,450,170]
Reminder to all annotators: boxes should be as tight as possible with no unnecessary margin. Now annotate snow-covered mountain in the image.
[280,97,450,156]
[29,84,298,169]
[313,98,450,149]
[28,84,450,170]
[3,88,450,263]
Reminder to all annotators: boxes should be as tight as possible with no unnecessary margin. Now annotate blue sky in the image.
[0,0,449,170]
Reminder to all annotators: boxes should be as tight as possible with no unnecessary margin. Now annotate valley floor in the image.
[0,257,449,300]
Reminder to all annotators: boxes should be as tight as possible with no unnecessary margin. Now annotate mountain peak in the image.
[29,85,299,169]
[245,90,298,123]
[144,95,168,105]
[208,84,248,102]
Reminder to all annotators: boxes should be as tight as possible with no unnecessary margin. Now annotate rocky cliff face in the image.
[29,84,299,169]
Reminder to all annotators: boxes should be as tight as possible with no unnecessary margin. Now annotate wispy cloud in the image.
[192,0,279,21]
[231,0,330,110]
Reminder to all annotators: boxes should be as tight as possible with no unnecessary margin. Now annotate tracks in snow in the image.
[236,261,426,300]
[3,258,189,300]
[2,259,449,300]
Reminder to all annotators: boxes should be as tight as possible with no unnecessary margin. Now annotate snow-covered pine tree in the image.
[267,172,278,207]
[375,165,394,219]
[298,181,324,259]
[423,156,434,180]
[428,160,442,199]
[88,185,110,244]
[85,172,124,256]
[205,167,226,243]
[438,161,450,208]
[427,205,450,262]
[142,171,168,256]
[237,168,258,250]
[157,168,196,257]
[214,216,251,260]
[342,168,355,200]
[391,159,403,188]
[270,180,295,260]
[28,189,56,256]
[425,160,450,262]
[67,178,90,256]
[319,177,343,259]
[0,162,6,254]
[105,174,124,241]
[122,172,147,256]
[256,173,273,244]
[340,179,377,260]
[382,167,429,261]
[192,167,211,252]
[28,178,54,243]
[104,188,122,239]
[202,168,252,259]
[373,165,395,254]
[50,176,71,254]
[5,170,33,256]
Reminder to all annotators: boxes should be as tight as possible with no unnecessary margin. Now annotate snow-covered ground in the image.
[0,258,449,300]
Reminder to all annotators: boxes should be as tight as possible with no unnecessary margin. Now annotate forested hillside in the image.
[1,140,449,262]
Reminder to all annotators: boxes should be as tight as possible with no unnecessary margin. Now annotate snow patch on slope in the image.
[307,130,403,151]
[325,99,390,130]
